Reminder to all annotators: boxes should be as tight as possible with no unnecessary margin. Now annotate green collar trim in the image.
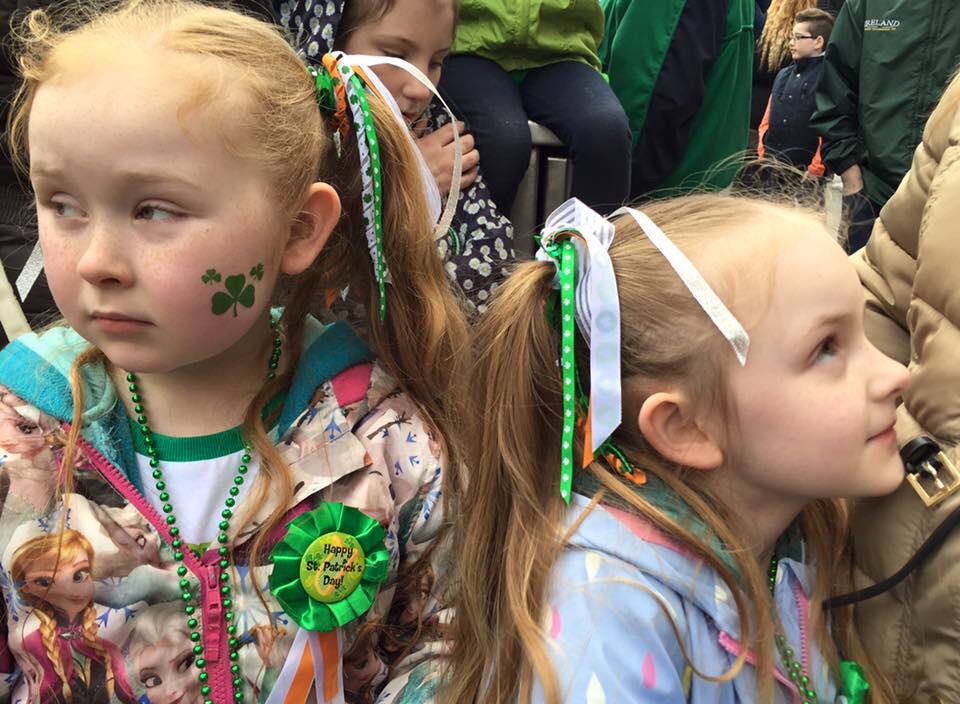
[128,393,285,461]
[129,422,244,461]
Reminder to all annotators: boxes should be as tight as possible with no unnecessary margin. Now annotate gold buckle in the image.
[907,450,960,508]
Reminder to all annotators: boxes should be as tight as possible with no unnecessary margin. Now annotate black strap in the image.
[824,501,960,610]
[824,436,960,610]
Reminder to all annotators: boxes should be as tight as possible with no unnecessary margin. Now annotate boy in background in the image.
[758,8,833,175]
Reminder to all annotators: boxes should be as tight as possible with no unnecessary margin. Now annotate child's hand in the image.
[840,164,864,195]
[416,121,480,196]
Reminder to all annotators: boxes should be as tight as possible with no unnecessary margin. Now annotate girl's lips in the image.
[91,312,152,334]
[868,426,896,445]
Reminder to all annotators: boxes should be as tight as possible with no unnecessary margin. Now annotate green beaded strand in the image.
[125,322,282,704]
[769,558,818,703]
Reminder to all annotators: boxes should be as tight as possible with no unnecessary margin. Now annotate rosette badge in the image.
[270,502,389,632]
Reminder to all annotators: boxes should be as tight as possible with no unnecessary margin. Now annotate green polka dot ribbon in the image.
[269,502,389,632]
[339,63,389,322]
[539,232,578,504]
[538,198,628,503]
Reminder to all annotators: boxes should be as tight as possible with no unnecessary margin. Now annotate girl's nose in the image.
[76,223,134,288]
[870,346,911,401]
[403,74,432,103]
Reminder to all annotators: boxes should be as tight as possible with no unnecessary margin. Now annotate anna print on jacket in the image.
[10,528,136,704]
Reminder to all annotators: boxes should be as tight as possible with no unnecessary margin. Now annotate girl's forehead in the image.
[30,46,255,167]
[43,38,244,117]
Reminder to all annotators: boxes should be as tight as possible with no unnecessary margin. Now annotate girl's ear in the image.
[637,391,724,470]
[280,182,341,276]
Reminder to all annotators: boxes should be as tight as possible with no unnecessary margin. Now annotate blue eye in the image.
[135,204,177,221]
[53,201,82,218]
[814,336,838,364]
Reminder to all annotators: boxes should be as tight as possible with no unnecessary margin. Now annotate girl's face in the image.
[28,47,293,375]
[133,635,201,704]
[341,0,456,125]
[21,551,95,622]
[723,215,910,511]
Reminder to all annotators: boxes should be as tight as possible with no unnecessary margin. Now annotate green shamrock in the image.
[201,268,221,285]
[211,274,256,317]
[250,263,264,281]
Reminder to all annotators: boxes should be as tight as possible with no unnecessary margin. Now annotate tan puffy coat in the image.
[852,72,960,704]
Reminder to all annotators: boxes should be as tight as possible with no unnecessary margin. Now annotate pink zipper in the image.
[74,429,233,702]
[791,577,813,696]
[718,631,802,702]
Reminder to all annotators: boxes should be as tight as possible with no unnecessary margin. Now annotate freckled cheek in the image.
[39,245,83,307]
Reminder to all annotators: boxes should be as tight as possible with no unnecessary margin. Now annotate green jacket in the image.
[810,0,960,206]
[451,0,604,72]
[599,0,754,195]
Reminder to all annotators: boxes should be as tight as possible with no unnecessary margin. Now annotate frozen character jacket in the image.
[541,492,842,703]
[0,318,449,704]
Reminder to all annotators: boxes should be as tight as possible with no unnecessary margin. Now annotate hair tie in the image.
[310,55,350,142]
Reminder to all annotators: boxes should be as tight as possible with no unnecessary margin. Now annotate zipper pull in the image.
[203,564,223,662]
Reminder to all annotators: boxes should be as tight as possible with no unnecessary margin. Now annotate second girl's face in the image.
[28,46,291,374]
[341,0,456,126]
[722,214,910,509]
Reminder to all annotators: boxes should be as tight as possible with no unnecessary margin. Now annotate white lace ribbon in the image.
[336,53,460,242]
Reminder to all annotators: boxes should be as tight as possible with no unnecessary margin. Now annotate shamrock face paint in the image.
[203,264,264,317]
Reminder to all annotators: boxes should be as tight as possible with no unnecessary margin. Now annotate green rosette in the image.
[269,502,388,632]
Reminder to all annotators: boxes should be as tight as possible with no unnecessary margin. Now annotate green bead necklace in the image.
[768,557,818,704]
[125,323,282,704]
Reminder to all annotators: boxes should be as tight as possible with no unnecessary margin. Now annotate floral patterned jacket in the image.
[0,319,449,703]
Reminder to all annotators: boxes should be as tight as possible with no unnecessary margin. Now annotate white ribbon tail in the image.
[337,53,461,241]
[539,198,623,451]
[0,252,30,341]
[265,629,345,704]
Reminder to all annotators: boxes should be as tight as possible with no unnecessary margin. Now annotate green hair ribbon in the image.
[309,64,338,116]
[539,232,578,503]
[539,198,637,503]
[338,63,389,322]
